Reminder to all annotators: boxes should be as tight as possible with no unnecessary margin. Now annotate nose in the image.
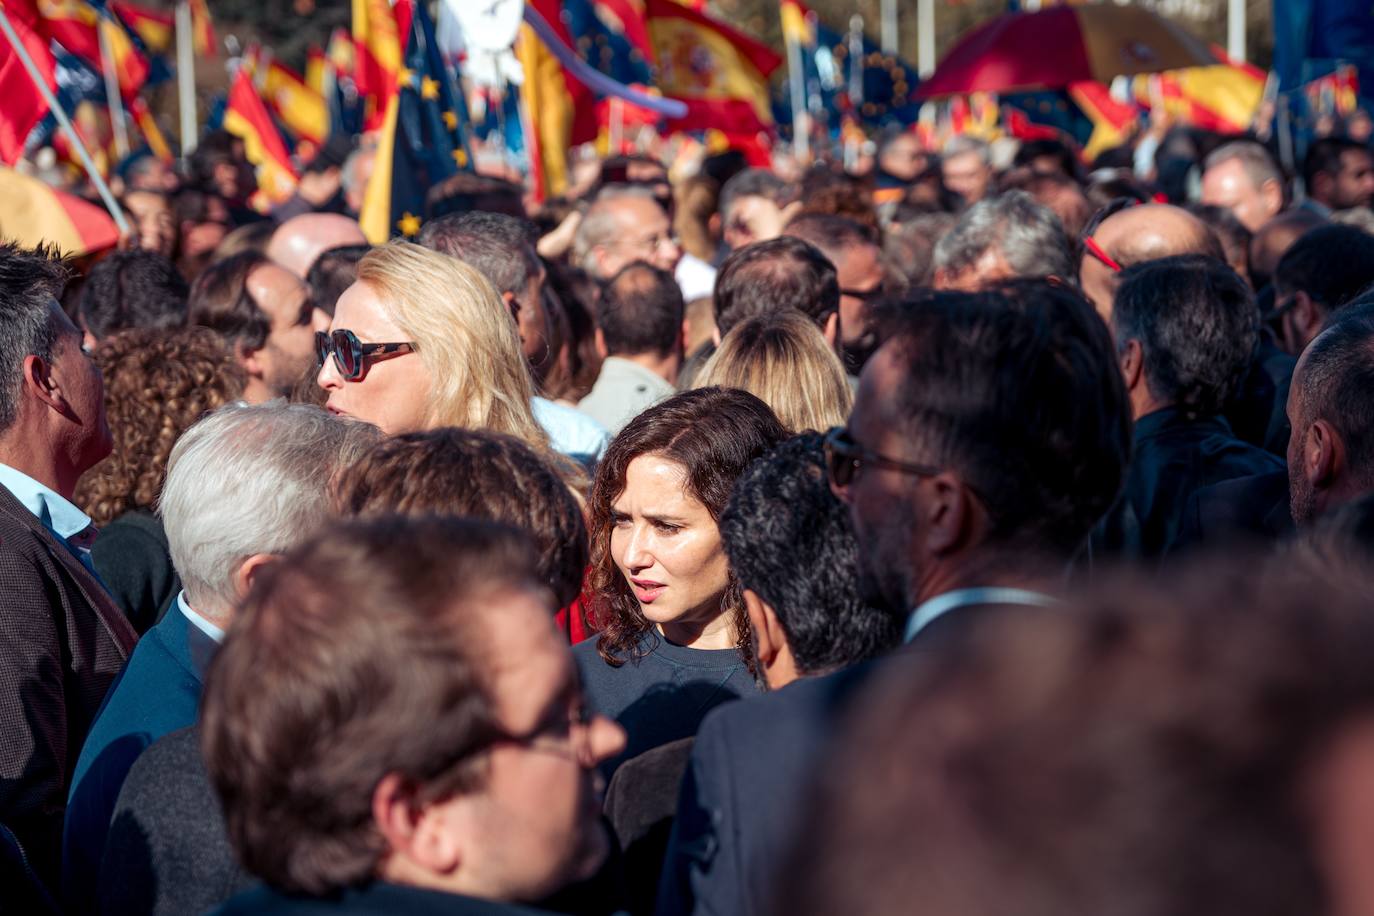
[657,236,680,269]
[625,526,658,574]
[317,352,343,391]
[584,715,626,767]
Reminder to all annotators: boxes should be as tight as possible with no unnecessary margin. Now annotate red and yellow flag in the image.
[111,1,172,54]
[352,0,408,130]
[264,60,328,146]
[644,0,781,135]
[1069,81,1140,161]
[0,8,55,165]
[223,68,299,207]
[11,0,149,98]
[188,0,214,56]
[1131,47,1264,135]
[130,96,172,162]
[0,166,117,255]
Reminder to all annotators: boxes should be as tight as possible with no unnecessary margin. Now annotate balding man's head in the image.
[1249,210,1327,291]
[267,213,368,279]
[1080,203,1223,319]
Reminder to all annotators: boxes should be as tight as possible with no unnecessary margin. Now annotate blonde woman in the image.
[695,310,854,433]
[317,240,562,450]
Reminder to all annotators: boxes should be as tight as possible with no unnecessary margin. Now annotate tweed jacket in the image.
[0,481,137,892]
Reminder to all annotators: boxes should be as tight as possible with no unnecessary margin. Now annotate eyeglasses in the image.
[823,426,941,489]
[1081,236,1123,273]
[498,698,599,766]
[840,285,885,303]
[315,329,416,382]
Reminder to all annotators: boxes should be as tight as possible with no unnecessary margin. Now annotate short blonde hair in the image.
[696,311,852,433]
[356,240,548,448]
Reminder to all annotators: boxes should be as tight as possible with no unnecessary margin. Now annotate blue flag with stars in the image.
[385,0,475,239]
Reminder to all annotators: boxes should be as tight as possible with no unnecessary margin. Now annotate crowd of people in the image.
[4,112,1374,916]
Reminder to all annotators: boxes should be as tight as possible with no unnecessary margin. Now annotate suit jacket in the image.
[0,482,136,893]
[656,603,1014,916]
[1172,470,1294,556]
[603,737,695,916]
[64,603,214,913]
[88,509,180,635]
[97,726,252,916]
[1093,408,1286,561]
[214,881,557,915]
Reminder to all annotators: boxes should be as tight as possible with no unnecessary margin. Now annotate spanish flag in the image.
[188,0,214,57]
[264,60,328,146]
[0,7,55,165]
[223,68,299,207]
[130,95,172,162]
[515,0,597,202]
[644,0,781,135]
[352,0,407,131]
[305,45,327,97]
[111,1,172,55]
[1068,81,1139,162]
[0,166,117,256]
[1131,47,1264,136]
[359,0,473,243]
[7,0,150,99]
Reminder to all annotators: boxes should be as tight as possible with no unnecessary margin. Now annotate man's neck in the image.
[0,431,73,499]
[910,549,1063,611]
[1129,386,1173,423]
[612,351,680,386]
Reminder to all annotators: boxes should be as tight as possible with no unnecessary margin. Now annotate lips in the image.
[325,403,348,418]
[630,577,666,604]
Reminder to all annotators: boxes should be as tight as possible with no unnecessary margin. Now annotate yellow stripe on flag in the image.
[359,91,398,244]
[514,22,574,201]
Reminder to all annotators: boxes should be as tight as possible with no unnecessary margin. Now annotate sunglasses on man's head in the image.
[315,329,416,382]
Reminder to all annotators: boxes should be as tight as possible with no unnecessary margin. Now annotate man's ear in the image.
[744,589,780,670]
[21,354,64,414]
[372,773,465,878]
[236,340,267,380]
[594,327,609,360]
[231,553,278,603]
[823,311,840,349]
[1118,339,1144,392]
[924,471,980,556]
[1292,292,1326,352]
[1262,178,1285,218]
[1304,419,1343,491]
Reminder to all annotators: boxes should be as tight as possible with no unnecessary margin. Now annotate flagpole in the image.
[917,0,935,77]
[0,7,130,236]
[1226,0,1245,63]
[784,11,809,163]
[176,0,198,158]
[97,21,130,159]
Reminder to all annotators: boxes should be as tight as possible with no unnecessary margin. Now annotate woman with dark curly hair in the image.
[574,387,788,772]
[76,327,245,632]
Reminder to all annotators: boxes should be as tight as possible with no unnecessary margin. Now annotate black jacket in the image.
[89,508,181,635]
[214,882,556,915]
[1094,408,1285,561]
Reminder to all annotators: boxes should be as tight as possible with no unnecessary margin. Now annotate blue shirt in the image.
[0,462,97,573]
[532,396,610,469]
[905,587,1057,643]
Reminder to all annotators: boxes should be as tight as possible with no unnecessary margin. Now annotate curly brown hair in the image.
[587,387,789,667]
[330,427,590,608]
[76,327,246,526]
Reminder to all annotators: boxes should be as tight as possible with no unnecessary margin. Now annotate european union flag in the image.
[386,0,475,237]
[561,0,652,87]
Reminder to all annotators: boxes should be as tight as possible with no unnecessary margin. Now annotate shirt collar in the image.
[178,591,226,644]
[905,587,1057,643]
[0,462,92,542]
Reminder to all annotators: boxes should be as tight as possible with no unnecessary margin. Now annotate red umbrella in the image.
[915,4,1218,100]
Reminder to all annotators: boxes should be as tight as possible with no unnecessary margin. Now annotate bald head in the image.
[1249,210,1327,291]
[267,213,368,279]
[1080,203,1223,319]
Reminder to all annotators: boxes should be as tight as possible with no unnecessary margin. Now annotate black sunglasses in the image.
[315,329,416,382]
[823,426,941,489]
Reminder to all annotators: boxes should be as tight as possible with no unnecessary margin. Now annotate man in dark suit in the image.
[657,280,1132,916]
[1094,255,1284,560]
[0,242,136,893]
[63,403,376,914]
[204,517,626,915]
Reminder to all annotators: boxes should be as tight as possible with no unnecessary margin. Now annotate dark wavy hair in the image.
[588,387,788,666]
[331,427,589,608]
[75,327,246,526]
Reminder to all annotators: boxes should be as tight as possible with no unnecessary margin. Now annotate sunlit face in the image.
[439,588,625,901]
[318,280,432,434]
[46,301,111,474]
[1332,149,1374,210]
[723,195,786,251]
[247,263,316,400]
[942,151,991,203]
[1200,158,1276,233]
[610,455,731,639]
[833,242,885,360]
[123,190,176,259]
[594,198,680,279]
[879,134,927,182]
